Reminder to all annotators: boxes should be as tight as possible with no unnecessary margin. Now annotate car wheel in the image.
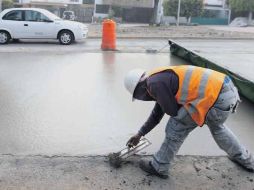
[59,30,74,45]
[0,31,10,44]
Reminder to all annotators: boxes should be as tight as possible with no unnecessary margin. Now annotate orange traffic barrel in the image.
[101,19,116,50]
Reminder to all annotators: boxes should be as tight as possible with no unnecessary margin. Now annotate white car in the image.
[0,8,88,45]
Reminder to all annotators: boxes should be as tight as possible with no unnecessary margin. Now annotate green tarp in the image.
[169,40,254,103]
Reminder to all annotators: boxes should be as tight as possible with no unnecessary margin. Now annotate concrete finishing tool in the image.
[108,138,152,168]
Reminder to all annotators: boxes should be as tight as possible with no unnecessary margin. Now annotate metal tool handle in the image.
[119,138,151,159]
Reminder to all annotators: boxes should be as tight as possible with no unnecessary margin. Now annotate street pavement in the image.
[0,39,254,190]
[0,39,253,156]
[171,39,254,82]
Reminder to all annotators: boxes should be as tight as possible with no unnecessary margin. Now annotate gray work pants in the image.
[151,79,254,175]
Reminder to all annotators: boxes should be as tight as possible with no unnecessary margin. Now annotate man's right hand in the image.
[126,133,142,148]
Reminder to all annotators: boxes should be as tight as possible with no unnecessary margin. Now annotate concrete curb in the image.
[0,155,253,190]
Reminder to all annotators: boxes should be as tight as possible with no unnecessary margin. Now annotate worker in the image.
[124,65,254,179]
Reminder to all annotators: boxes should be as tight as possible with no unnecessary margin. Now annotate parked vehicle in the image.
[0,8,88,45]
[62,11,76,21]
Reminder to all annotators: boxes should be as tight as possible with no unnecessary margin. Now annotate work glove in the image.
[126,133,142,148]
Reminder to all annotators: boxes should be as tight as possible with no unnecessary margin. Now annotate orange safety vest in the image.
[148,65,226,126]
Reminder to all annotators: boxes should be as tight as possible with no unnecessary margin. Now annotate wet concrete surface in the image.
[0,48,254,156]
[171,39,254,82]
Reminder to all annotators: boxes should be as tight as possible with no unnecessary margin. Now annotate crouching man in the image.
[124,65,254,179]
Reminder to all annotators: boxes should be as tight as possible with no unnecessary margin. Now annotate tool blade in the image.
[119,138,151,159]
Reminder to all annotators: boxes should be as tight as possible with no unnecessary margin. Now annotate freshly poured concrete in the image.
[0,52,253,156]
[171,39,254,82]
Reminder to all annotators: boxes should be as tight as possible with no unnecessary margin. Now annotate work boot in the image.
[228,156,254,173]
[139,160,169,179]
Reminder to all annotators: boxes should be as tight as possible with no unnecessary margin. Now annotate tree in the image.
[150,0,160,25]
[163,0,178,17]
[229,0,254,22]
[181,0,203,19]
[229,0,254,12]
[163,0,203,19]
[2,0,14,10]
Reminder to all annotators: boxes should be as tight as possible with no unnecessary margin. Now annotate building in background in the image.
[93,0,158,23]
[2,0,163,23]
[203,0,229,15]
[203,0,227,8]
[14,0,94,22]
[203,0,229,18]
[190,0,230,25]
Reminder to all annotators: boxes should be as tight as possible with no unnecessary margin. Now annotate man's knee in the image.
[208,124,227,135]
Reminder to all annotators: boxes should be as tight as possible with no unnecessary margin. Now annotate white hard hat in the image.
[124,69,146,101]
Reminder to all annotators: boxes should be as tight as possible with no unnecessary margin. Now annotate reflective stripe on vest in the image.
[148,65,225,126]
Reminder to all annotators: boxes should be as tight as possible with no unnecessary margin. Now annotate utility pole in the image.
[176,0,181,26]
[155,0,164,25]
[228,9,231,25]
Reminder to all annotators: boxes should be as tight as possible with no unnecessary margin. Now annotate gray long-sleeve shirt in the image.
[138,70,180,136]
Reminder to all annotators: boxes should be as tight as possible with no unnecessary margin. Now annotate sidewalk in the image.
[0,155,253,190]
[208,25,254,34]
[88,24,254,39]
